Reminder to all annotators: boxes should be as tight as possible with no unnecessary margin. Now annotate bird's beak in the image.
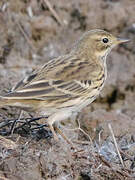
[116,37,130,44]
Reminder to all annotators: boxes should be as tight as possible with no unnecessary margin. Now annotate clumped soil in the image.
[0,0,135,179]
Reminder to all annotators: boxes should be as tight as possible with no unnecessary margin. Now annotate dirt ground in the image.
[0,0,135,179]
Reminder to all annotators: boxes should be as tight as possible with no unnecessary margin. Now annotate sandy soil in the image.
[0,0,135,179]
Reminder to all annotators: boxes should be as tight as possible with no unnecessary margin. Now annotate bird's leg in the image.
[55,126,75,149]
[49,122,74,147]
[49,123,59,141]
[47,111,76,149]
[48,122,76,149]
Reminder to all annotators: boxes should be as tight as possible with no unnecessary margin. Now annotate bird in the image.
[0,29,129,142]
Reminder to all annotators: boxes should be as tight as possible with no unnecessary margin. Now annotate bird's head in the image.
[74,29,130,59]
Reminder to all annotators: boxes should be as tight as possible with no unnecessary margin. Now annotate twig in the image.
[119,149,133,161]
[0,121,12,128]
[16,21,36,52]
[115,169,132,178]
[10,110,23,135]
[30,124,48,130]
[108,123,124,168]
[13,116,48,131]
[99,154,132,178]
[98,129,103,146]
[43,0,64,26]
[98,154,112,168]
[72,140,91,145]
[0,116,48,136]
[76,118,93,144]
[60,118,93,144]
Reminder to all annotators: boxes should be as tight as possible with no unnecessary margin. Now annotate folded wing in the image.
[3,79,90,101]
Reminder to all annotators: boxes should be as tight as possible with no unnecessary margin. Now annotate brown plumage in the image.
[0,29,129,141]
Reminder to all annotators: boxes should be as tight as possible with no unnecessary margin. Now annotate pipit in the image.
[0,29,129,141]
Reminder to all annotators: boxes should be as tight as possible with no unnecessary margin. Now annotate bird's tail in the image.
[0,96,35,111]
[0,96,21,108]
[0,96,11,107]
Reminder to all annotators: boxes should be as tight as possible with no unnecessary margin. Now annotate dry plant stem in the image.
[99,155,132,178]
[98,129,103,145]
[98,155,112,168]
[108,123,124,168]
[119,149,133,161]
[27,6,33,18]
[16,21,36,52]
[72,140,91,145]
[43,0,64,26]
[1,2,9,12]
[115,169,132,178]
[60,119,93,144]
[76,118,93,145]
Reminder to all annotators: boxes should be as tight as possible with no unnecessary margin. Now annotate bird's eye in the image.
[102,38,109,43]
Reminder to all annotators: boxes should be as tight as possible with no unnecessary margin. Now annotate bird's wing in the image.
[3,54,101,101]
[12,73,37,91]
[12,54,72,91]
[3,79,92,100]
